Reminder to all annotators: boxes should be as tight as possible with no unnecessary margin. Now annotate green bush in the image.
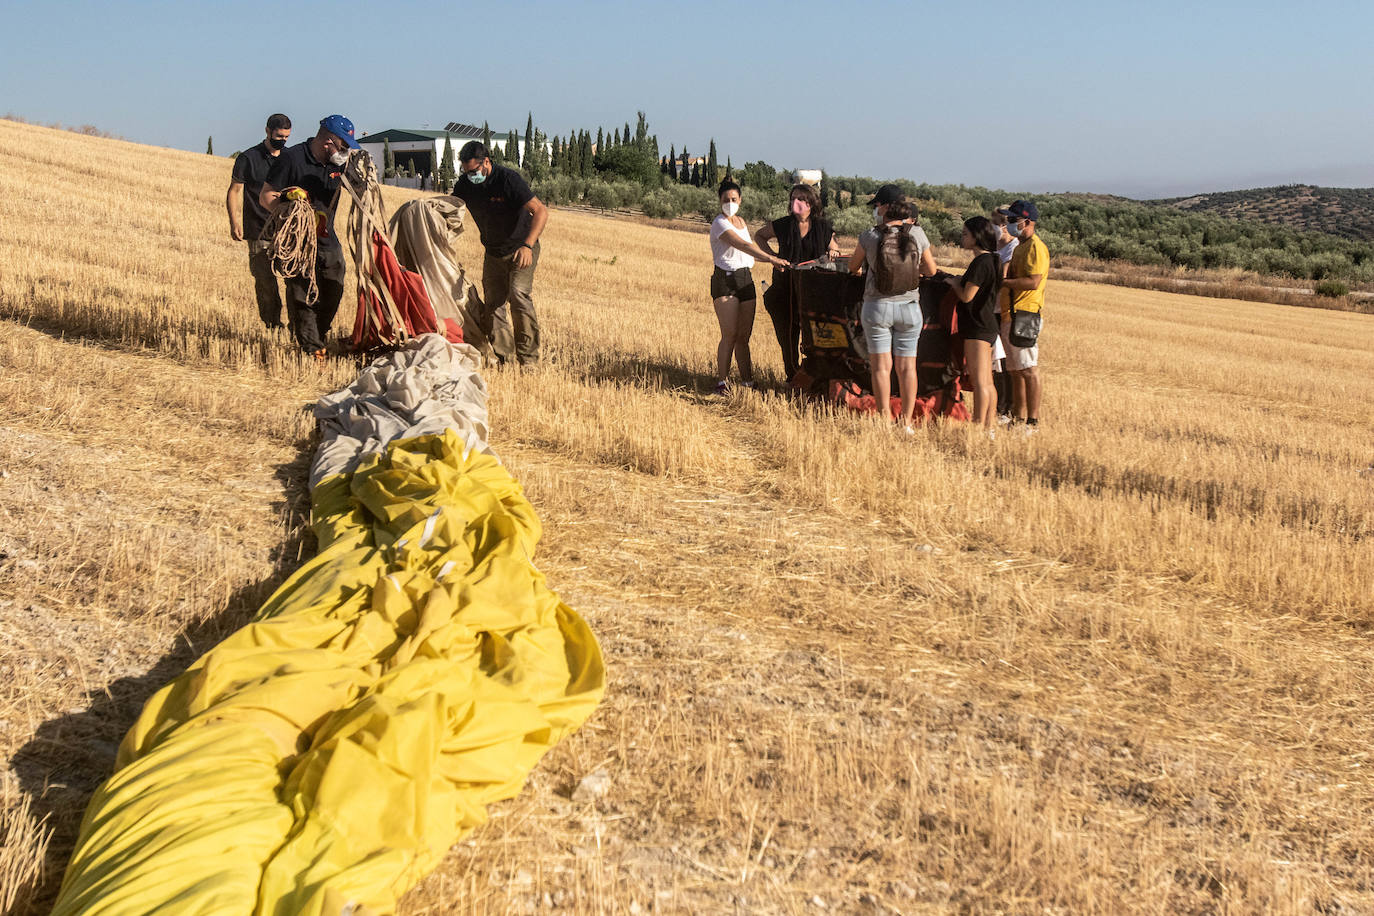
[832,207,874,237]
[608,181,643,208]
[585,182,620,210]
[532,175,587,206]
[594,144,660,185]
[641,188,682,219]
[740,188,785,223]
[1315,279,1349,298]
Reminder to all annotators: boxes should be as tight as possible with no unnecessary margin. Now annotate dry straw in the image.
[1,116,1372,913]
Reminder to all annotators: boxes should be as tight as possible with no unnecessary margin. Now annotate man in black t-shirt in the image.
[226,113,291,328]
[451,141,549,366]
[259,115,359,358]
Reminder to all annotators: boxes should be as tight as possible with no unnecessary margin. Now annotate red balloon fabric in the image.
[353,231,463,351]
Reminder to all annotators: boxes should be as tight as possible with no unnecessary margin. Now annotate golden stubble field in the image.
[0,117,1372,914]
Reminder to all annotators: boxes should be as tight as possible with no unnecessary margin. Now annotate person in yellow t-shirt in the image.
[998,199,1049,427]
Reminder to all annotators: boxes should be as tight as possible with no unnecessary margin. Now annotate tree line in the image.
[378,109,1374,288]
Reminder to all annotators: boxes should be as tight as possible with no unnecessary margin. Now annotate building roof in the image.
[358,128,449,144]
[445,122,518,141]
[359,126,518,145]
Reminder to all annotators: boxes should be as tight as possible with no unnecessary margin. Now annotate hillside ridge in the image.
[1147,183,1374,241]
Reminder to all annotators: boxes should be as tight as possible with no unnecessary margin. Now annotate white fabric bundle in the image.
[311,334,492,487]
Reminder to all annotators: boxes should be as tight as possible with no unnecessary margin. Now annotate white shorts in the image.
[999,318,1038,371]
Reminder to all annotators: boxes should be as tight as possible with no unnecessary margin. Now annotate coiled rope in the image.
[260,194,319,304]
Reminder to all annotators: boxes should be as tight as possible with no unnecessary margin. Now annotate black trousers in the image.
[762,270,801,381]
[284,246,345,353]
[246,240,284,328]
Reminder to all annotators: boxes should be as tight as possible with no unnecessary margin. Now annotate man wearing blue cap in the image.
[259,114,359,358]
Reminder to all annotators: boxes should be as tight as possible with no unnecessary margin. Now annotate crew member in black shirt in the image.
[755,182,839,381]
[226,113,291,328]
[259,114,359,359]
[451,141,549,366]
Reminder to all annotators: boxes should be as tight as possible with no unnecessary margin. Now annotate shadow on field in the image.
[573,348,786,395]
[8,443,316,913]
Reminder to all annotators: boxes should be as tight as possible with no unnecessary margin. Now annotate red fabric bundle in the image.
[352,231,463,351]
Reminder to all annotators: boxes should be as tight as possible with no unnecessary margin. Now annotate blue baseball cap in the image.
[1006,199,1040,222]
[320,114,360,150]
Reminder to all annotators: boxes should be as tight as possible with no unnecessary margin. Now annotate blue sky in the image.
[2,0,1370,198]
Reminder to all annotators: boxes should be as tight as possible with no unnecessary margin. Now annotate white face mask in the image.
[329,150,349,167]
[873,206,883,223]
[721,201,739,217]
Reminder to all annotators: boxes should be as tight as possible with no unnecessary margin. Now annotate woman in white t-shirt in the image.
[708,180,788,395]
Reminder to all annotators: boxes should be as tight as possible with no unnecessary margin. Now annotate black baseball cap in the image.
[866,184,904,207]
[1006,200,1039,222]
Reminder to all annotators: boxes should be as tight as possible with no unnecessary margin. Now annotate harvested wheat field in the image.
[1,116,1372,914]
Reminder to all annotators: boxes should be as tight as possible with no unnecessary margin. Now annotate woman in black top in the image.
[756,183,840,381]
[944,216,1001,429]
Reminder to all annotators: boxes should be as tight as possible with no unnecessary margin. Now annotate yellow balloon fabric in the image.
[52,428,605,915]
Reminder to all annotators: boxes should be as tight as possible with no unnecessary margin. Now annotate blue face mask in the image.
[466,168,486,185]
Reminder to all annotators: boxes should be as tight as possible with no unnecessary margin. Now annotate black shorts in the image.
[958,299,1000,344]
[710,266,756,302]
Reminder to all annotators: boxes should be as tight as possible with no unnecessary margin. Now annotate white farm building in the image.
[358,123,547,188]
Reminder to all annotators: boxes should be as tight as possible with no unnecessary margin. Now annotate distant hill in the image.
[1149,185,1374,242]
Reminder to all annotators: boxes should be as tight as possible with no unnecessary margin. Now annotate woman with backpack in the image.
[848,189,937,433]
[708,179,789,395]
[944,216,1002,429]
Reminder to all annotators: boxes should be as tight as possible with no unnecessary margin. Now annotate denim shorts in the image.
[861,297,922,357]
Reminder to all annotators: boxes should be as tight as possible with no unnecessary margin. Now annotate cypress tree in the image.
[508,128,520,166]
[668,145,676,179]
[679,147,690,184]
[596,126,604,157]
[565,135,578,177]
[482,122,492,153]
[660,156,669,175]
[819,171,831,210]
[623,122,631,147]
[706,139,718,187]
[650,133,659,160]
[524,113,534,167]
[529,128,548,179]
[636,112,649,146]
[691,162,701,187]
[725,156,732,180]
[439,134,455,188]
[613,126,621,148]
[383,138,396,177]
[580,131,593,178]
